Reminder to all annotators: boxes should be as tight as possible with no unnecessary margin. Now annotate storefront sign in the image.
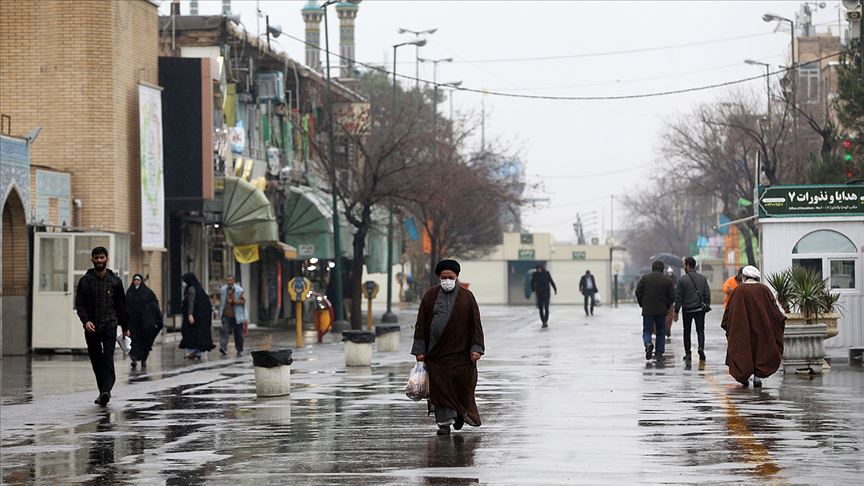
[759,185,864,218]
[138,84,166,250]
[572,251,586,260]
[518,249,535,260]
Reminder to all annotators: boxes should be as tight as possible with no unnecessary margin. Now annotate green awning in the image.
[282,186,354,260]
[221,177,279,246]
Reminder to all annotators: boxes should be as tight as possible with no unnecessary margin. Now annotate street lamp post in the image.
[397,27,437,88]
[744,58,771,214]
[418,57,453,158]
[381,38,427,324]
[322,0,350,331]
[763,13,797,152]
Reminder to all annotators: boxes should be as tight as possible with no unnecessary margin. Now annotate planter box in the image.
[784,312,840,339]
[251,349,293,397]
[782,323,828,375]
[343,330,375,367]
[375,325,400,353]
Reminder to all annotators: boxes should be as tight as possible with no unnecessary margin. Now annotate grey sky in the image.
[162,1,847,241]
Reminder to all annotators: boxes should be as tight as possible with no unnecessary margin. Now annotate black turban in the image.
[435,259,461,276]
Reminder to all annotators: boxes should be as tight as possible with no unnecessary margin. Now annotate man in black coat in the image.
[675,256,711,363]
[530,264,557,328]
[579,270,598,316]
[75,246,129,406]
[635,260,675,361]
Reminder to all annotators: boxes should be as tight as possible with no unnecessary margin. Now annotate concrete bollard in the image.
[342,330,375,367]
[251,349,293,397]
[375,324,401,353]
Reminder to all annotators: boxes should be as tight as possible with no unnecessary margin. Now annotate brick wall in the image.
[0,0,164,299]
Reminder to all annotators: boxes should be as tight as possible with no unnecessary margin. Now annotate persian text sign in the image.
[759,185,864,218]
[139,84,166,250]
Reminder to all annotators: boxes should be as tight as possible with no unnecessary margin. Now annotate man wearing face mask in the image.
[411,259,485,436]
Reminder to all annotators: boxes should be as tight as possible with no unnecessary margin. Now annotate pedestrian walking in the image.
[579,270,598,316]
[722,267,744,309]
[674,256,711,363]
[179,272,214,359]
[721,266,786,387]
[411,259,485,436]
[219,275,246,356]
[663,267,678,343]
[74,246,129,406]
[127,274,163,370]
[636,260,675,361]
[531,264,557,328]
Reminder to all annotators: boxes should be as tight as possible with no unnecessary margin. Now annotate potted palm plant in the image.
[767,267,841,375]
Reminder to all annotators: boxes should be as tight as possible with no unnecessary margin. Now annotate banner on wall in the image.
[139,84,166,250]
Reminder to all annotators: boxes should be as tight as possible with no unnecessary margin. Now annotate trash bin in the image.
[251,349,293,397]
[375,325,400,352]
[342,330,375,366]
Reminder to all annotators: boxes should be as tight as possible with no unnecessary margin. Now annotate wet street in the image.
[2,304,863,485]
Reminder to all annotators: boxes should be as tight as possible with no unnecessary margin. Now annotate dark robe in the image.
[721,282,786,382]
[178,273,215,352]
[412,285,485,427]
[126,279,163,361]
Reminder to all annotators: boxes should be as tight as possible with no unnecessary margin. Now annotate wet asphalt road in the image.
[1,304,863,485]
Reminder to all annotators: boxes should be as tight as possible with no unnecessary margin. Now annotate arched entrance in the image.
[2,188,29,355]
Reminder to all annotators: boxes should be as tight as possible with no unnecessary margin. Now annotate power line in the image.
[527,166,644,179]
[281,31,844,102]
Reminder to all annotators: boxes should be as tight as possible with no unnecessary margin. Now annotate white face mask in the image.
[440,278,457,292]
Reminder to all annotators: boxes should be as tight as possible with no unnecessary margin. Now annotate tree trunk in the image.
[349,206,372,330]
[741,221,758,266]
[428,232,439,287]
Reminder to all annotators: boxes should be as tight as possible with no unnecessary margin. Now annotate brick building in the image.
[0,0,164,352]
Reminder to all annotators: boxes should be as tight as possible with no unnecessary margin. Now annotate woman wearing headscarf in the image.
[127,274,163,369]
[179,272,214,359]
[721,266,786,387]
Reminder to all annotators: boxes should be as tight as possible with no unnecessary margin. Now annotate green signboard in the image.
[518,249,535,260]
[572,251,586,260]
[759,185,864,218]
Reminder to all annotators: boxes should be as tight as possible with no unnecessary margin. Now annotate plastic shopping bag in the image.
[116,327,131,355]
[405,362,429,401]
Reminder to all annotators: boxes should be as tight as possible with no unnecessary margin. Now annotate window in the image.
[791,230,858,290]
[39,238,69,292]
[798,62,819,104]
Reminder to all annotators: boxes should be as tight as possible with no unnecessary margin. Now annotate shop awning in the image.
[221,176,279,247]
[282,185,354,260]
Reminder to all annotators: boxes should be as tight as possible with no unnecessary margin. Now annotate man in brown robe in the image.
[412,259,485,436]
[721,266,786,388]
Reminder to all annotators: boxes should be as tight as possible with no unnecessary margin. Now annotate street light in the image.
[321,0,354,331]
[763,12,797,152]
[441,80,462,122]
[397,27,437,88]
[744,59,771,209]
[419,57,453,158]
[380,37,428,324]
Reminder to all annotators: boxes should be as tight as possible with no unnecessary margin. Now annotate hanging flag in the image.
[404,217,419,241]
[738,197,753,207]
[233,244,260,263]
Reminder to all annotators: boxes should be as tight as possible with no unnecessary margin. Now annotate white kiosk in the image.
[759,184,864,353]
[32,231,129,351]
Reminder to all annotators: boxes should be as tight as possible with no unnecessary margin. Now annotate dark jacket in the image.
[635,270,675,316]
[531,271,557,298]
[127,276,163,357]
[75,268,128,332]
[675,270,711,314]
[579,274,598,295]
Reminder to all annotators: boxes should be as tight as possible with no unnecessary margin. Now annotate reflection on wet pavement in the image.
[1,305,862,484]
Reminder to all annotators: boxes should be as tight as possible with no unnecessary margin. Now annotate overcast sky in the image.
[161,1,848,242]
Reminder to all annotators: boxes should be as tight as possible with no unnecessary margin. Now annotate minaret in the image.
[335,1,360,78]
[221,0,231,16]
[301,1,323,72]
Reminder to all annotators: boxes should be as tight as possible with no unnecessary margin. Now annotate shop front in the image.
[759,184,864,352]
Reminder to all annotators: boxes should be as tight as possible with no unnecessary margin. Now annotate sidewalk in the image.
[2,304,863,485]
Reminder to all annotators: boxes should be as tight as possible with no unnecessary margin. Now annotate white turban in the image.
[742,265,761,280]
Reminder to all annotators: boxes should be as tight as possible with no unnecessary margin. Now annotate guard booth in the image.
[31,231,129,352]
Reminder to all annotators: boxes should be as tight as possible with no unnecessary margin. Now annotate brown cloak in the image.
[413,285,485,427]
[721,283,786,382]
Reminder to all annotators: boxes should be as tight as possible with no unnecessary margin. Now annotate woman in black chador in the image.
[127,273,163,369]
[179,272,214,359]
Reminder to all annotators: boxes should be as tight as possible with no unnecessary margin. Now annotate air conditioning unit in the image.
[255,72,285,103]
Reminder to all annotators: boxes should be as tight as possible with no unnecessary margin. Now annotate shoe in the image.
[698,350,706,362]
[590,311,594,316]
[437,425,451,436]
[753,377,762,388]
[665,336,671,344]
[141,362,147,370]
[97,392,110,406]
[219,349,227,356]
[737,378,750,387]
[541,322,548,329]
[645,343,654,360]
[453,415,464,431]
[655,352,664,361]
[683,353,692,362]
[130,360,137,369]
[237,351,243,357]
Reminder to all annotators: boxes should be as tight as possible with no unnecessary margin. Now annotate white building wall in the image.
[761,218,864,351]
[459,260,507,305]
[548,260,611,305]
